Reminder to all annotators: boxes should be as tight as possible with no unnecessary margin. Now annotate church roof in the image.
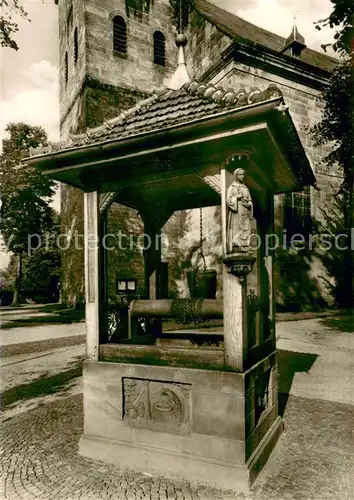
[30,81,284,155]
[194,0,337,73]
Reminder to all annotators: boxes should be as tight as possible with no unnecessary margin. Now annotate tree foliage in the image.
[22,214,61,303]
[312,0,354,308]
[0,0,29,50]
[0,123,56,304]
[311,60,354,194]
[1,123,55,252]
[314,0,354,56]
[317,196,353,308]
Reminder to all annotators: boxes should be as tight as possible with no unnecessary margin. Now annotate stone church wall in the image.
[210,63,341,307]
[84,0,176,93]
[59,0,178,305]
[58,0,340,309]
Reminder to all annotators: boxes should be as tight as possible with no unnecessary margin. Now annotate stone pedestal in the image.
[79,159,283,492]
[79,359,283,491]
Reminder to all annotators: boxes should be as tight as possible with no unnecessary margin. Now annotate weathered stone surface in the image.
[79,360,282,489]
[192,390,245,439]
[123,377,192,435]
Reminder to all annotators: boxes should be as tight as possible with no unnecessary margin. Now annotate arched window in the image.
[74,27,78,64]
[65,52,68,84]
[113,16,127,54]
[153,31,165,66]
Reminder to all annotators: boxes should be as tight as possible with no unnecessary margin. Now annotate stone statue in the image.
[226,168,254,253]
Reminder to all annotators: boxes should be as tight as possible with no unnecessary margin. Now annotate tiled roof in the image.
[31,81,283,155]
[195,0,337,73]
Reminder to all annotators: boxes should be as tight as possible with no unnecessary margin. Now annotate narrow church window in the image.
[283,186,312,240]
[65,52,68,84]
[74,27,78,64]
[153,31,166,66]
[113,16,127,54]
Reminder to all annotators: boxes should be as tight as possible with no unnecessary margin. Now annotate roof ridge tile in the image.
[34,82,284,153]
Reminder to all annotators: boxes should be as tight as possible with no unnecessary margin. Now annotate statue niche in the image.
[226,168,254,254]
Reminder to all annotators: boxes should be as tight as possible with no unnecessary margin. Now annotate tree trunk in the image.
[11,253,23,306]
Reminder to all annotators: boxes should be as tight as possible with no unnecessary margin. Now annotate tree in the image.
[22,213,61,303]
[0,123,56,305]
[316,195,353,308]
[314,0,354,56]
[311,0,354,308]
[0,0,29,50]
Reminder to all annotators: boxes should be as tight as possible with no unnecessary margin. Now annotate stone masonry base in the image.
[79,358,283,491]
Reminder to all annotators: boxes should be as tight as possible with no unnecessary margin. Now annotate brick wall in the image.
[59,0,86,130]
[85,78,148,128]
[106,204,145,299]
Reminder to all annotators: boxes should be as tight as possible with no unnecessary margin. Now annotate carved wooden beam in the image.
[99,192,117,214]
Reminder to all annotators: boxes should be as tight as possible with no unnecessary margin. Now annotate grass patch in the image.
[322,312,354,332]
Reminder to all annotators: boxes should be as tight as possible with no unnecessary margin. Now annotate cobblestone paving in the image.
[1,393,353,500]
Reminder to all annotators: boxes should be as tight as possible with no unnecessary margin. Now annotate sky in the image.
[0,0,336,269]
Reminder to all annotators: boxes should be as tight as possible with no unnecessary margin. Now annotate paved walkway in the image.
[0,323,85,357]
[0,319,353,499]
[0,324,84,346]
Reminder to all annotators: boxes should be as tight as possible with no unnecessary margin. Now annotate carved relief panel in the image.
[123,377,192,435]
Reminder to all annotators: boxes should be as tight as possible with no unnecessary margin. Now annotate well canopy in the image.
[27,80,316,213]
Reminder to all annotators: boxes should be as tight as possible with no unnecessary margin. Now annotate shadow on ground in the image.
[1,308,85,329]
[1,364,82,408]
[277,349,318,416]
[321,312,354,332]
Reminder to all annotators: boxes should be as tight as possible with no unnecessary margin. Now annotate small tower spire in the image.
[281,14,306,58]
[167,0,191,90]
[167,33,191,90]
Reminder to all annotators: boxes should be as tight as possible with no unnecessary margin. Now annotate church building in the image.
[55,0,339,310]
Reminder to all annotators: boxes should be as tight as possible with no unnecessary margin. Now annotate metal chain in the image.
[170,298,205,325]
[199,207,203,255]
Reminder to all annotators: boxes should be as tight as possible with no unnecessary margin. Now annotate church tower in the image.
[58,0,177,138]
[57,0,178,305]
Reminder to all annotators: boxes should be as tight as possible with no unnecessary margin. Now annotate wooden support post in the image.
[221,166,255,372]
[223,256,255,371]
[84,190,100,360]
[143,224,162,300]
[159,262,169,299]
[263,195,275,340]
[99,212,108,344]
